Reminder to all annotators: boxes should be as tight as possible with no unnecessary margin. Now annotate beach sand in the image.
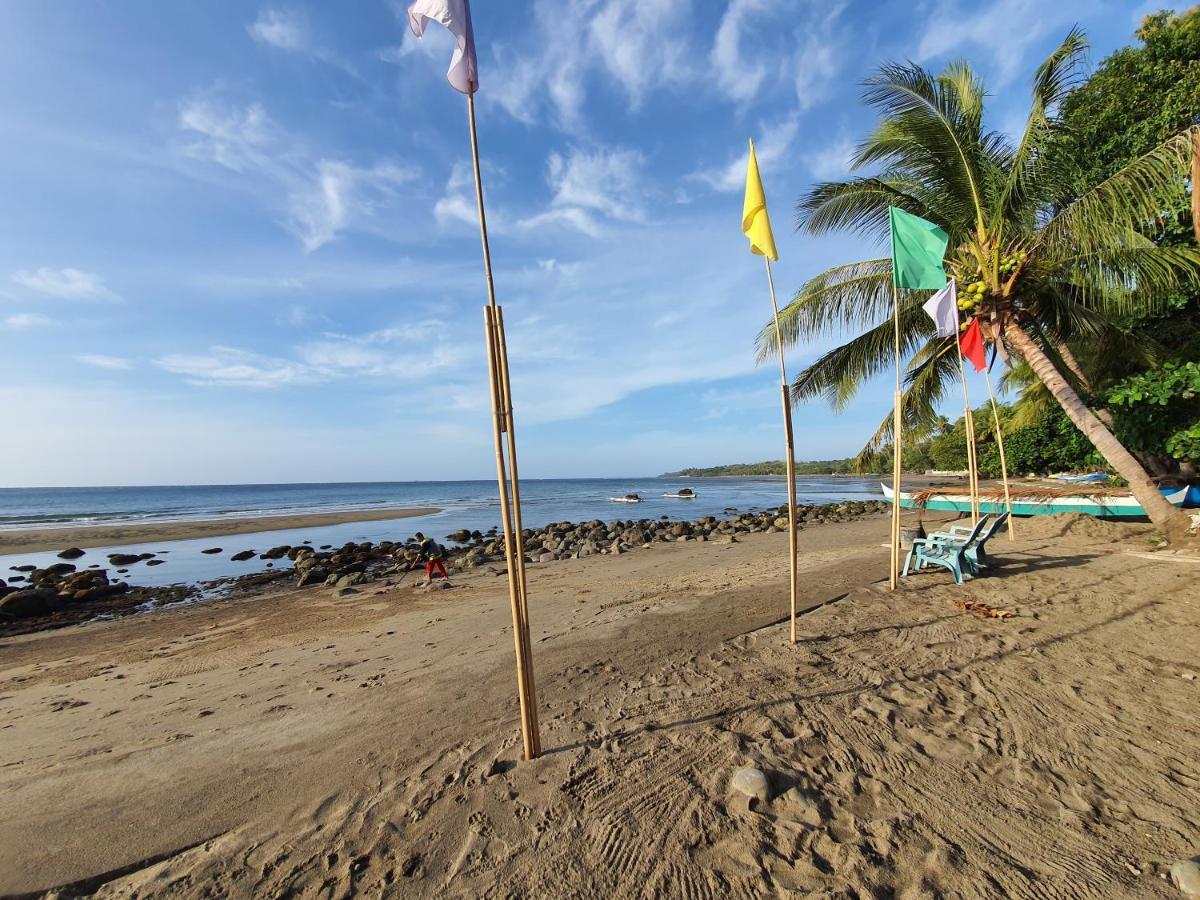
[1,513,1197,896]
[0,507,441,555]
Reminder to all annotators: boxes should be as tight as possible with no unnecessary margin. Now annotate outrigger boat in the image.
[663,487,696,499]
[882,483,1189,520]
[608,493,642,503]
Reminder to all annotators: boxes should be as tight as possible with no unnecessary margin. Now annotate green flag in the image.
[889,207,948,290]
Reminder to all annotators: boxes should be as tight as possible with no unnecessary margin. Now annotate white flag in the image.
[922,278,959,338]
[408,0,479,94]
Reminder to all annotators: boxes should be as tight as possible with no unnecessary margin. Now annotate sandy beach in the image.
[1,512,1198,896]
[0,507,441,555]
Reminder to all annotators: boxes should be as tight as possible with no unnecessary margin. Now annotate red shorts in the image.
[425,559,447,578]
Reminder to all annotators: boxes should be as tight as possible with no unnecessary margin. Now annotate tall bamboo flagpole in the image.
[765,258,800,644]
[408,0,539,761]
[890,282,903,591]
[888,207,950,590]
[953,334,981,525]
[469,92,540,761]
[742,140,799,640]
[983,363,1016,539]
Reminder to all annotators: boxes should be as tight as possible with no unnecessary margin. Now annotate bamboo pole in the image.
[764,258,799,644]
[495,306,540,754]
[469,91,539,761]
[890,283,902,591]
[954,329,981,524]
[983,364,1016,540]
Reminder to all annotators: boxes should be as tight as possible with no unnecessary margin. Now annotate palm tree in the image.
[759,30,1200,536]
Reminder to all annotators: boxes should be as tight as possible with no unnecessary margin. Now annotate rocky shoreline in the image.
[0,499,889,636]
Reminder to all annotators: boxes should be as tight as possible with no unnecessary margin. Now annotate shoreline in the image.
[0,507,441,555]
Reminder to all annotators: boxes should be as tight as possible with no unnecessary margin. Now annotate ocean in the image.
[0,477,885,587]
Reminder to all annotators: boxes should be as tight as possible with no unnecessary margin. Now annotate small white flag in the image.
[408,0,479,94]
[922,279,959,338]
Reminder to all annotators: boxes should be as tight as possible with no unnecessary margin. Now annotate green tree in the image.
[758,31,1200,535]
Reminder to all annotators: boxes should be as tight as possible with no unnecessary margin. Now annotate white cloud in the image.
[178,92,417,251]
[711,0,768,102]
[3,313,52,329]
[288,159,413,252]
[11,267,118,301]
[916,0,1083,84]
[155,321,467,389]
[520,146,646,236]
[156,346,314,389]
[805,135,856,181]
[247,8,308,51]
[434,161,480,230]
[694,114,800,192]
[793,2,847,109]
[76,354,133,370]
[480,0,694,131]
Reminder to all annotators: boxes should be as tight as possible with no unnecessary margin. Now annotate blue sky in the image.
[0,0,1163,486]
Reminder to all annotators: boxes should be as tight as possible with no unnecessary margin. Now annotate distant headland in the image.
[661,460,854,477]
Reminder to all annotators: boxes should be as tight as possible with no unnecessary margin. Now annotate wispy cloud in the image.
[711,0,768,102]
[11,267,119,301]
[917,0,1083,84]
[474,0,695,132]
[693,114,800,192]
[805,134,856,181]
[155,321,468,389]
[520,145,646,236]
[3,312,53,329]
[178,91,416,250]
[793,1,847,108]
[247,7,357,74]
[248,8,308,51]
[76,354,134,370]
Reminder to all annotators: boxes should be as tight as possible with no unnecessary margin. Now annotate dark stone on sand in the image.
[57,548,86,559]
[231,550,257,562]
[201,548,222,555]
[0,588,62,617]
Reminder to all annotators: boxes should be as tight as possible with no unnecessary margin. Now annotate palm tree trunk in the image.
[1005,319,1188,536]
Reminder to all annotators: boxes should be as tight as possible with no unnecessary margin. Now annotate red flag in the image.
[959,318,986,372]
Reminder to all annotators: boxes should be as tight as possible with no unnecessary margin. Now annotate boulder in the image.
[0,588,63,618]
[297,567,329,587]
[107,553,141,566]
[201,547,222,555]
[260,545,291,560]
[231,550,257,562]
[57,548,86,560]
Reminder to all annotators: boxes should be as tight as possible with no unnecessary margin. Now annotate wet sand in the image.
[1,513,1197,896]
[0,507,441,555]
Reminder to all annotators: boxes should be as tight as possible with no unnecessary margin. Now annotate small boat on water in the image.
[881,483,1189,520]
[609,493,642,503]
[663,487,696,499]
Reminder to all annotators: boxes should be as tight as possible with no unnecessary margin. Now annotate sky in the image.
[0,0,1166,486]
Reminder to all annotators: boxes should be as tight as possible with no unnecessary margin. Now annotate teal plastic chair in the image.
[929,512,1009,574]
[902,517,988,585]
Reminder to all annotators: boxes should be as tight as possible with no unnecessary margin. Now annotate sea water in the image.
[0,477,884,588]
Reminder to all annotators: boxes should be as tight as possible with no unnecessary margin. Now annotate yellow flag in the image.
[742,138,778,261]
